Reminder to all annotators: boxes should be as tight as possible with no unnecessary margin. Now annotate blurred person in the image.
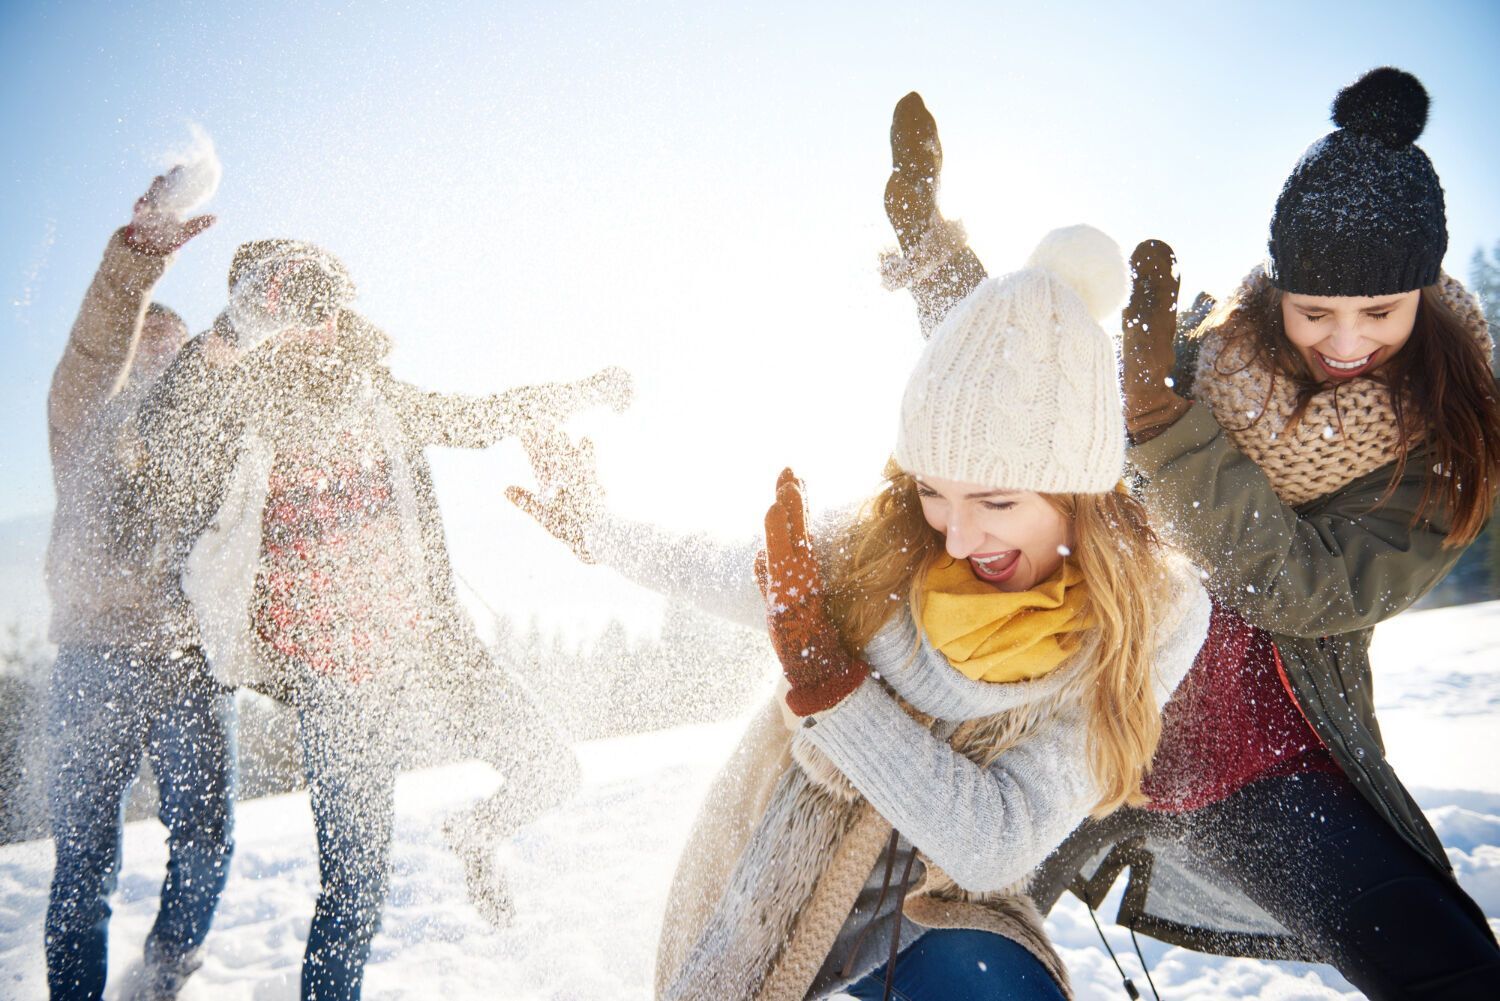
[132,239,628,1001]
[43,172,233,1001]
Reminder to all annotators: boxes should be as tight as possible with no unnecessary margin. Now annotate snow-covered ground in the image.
[2,602,1496,1000]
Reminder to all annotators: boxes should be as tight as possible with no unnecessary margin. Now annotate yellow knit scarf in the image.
[918,557,1095,683]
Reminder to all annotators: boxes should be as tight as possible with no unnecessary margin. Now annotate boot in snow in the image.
[443,807,516,930]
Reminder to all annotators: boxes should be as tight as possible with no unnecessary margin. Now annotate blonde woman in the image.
[510,227,1209,1000]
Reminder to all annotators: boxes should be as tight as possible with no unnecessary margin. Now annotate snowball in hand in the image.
[155,123,222,217]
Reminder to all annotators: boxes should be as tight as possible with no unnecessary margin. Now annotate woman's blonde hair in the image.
[823,460,1168,816]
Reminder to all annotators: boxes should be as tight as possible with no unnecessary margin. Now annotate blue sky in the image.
[3,0,1497,631]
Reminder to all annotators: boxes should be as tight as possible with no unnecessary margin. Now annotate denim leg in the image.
[142,648,238,964]
[298,699,396,1001]
[45,646,149,1001]
[1183,772,1500,1000]
[844,929,1068,1001]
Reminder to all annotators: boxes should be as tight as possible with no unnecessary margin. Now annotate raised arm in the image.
[505,427,768,629]
[390,365,632,449]
[48,170,215,464]
[880,92,988,337]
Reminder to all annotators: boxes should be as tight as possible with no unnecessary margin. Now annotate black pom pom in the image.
[1331,67,1430,147]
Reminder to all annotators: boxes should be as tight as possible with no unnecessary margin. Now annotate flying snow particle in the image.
[155,123,222,216]
[1056,544,1071,557]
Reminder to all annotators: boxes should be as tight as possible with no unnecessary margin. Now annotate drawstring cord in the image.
[881,845,917,1001]
[838,828,917,1001]
[840,830,902,979]
[1086,905,1159,1001]
[1130,928,1161,1001]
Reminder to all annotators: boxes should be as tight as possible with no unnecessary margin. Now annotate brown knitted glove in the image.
[1123,240,1192,442]
[882,92,988,337]
[760,469,867,717]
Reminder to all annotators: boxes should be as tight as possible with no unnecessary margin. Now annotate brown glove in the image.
[881,92,987,337]
[1122,240,1192,442]
[760,469,867,717]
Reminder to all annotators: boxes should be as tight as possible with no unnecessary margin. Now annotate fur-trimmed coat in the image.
[585,513,1210,999]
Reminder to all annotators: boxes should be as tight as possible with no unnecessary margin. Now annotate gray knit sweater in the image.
[587,511,1210,990]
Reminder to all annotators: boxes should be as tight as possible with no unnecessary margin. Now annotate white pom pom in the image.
[1025,224,1127,324]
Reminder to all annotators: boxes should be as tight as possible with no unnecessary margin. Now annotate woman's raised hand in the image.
[881,92,988,337]
[1122,240,1192,442]
[761,469,867,717]
[506,428,604,563]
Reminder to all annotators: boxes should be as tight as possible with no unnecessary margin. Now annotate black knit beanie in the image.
[1267,67,1447,296]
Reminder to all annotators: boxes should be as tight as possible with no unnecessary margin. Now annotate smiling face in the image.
[913,474,1074,592]
[1279,289,1420,381]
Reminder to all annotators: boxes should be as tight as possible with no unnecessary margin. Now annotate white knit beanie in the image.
[894,224,1128,494]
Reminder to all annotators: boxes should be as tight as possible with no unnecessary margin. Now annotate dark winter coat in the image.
[1031,400,1491,958]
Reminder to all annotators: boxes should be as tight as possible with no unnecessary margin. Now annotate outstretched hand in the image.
[760,469,867,717]
[885,92,944,256]
[501,365,634,431]
[123,168,216,256]
[506,428,603,564]
[1122,240,1191,442]
[880,92,987,337]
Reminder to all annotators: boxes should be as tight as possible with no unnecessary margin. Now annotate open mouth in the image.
[1315,350,1378,379]
[969,550,1021,584]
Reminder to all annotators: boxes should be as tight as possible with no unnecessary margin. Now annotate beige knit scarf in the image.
[1193,269,1490,506]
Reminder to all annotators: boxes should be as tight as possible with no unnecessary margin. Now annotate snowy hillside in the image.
[2,602,1496,1000]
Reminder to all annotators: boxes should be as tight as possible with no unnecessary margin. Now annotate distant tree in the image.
[1470,242,1500,355]
[1469,243,1500,600]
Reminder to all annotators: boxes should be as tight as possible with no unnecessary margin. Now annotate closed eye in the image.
[981,501,1015,511]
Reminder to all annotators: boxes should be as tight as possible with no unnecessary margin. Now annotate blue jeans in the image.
[844,929,1067,1001]
[296,687,398,1001]
[45,644,237,1001]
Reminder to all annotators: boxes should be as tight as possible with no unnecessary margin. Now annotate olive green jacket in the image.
[1132,402,1460,872]
[1030,401,1484,959]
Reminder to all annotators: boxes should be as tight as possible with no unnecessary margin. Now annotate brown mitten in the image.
[880,92,988,337]
[761,469,867,717]
[1123,240,1192,442]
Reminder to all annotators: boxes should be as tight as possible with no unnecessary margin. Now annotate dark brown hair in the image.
[1197,280,1500,546]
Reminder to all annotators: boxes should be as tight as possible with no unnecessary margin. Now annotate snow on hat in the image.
[227,239,356,347]
[895,224,1127,494]
[1268,67,1447,296]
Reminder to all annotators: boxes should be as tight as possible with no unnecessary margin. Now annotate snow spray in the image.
[155,122,222,217]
